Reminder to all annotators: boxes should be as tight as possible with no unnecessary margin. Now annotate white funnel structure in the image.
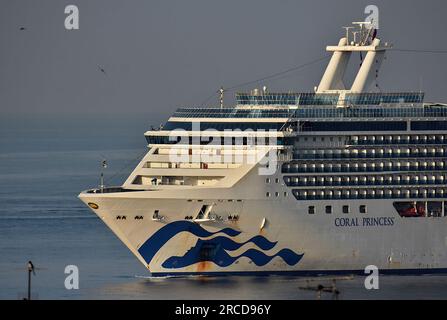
[350,38,385,93]
[316,22,390,96]
[317,37,351,92]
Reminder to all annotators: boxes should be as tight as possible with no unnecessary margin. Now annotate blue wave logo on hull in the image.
[138,221,240,264]
[137,221,303,269]
[162,238,303,268]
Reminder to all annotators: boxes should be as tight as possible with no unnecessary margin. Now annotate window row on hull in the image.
[294,121,447,132]
[411,121,447,131]
[307,204,367,214]
[146,135,284,146]
[284,173,447,187]
[298,121,407,132]
[132,175,223,186]
[155,122,447,136]
[162,121,284,131]
[292,188,447,200]
[282,160,447,173]
[293,147,447,160]
[348,134,447,146]
[292,106,447,119]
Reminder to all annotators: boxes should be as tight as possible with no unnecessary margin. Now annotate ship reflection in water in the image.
[95,275,447,300]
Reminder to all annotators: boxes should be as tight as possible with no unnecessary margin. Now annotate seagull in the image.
[19,27,26,31]
[98,65,107,76]
[27,261,35,275]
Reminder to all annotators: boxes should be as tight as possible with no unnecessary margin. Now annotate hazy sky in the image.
[1,0,447,125]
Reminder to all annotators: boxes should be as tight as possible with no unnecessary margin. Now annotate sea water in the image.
[0,114,446,300]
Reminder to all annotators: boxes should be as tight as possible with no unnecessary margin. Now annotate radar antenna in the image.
[100,159,107,193]
[219,86,225,109]
[342,26,354,44]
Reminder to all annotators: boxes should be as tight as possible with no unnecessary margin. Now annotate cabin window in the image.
[266,178,271,184]
[427,202,443,217]
[284,192,288,197]
[342,205,350,214]
[275,192,279,197]
[325,205,332,214]
[308,206,315,214]
[275,178,279,183]
[266,192,271,198]
[153,210,159,219]
[359,205,367,214]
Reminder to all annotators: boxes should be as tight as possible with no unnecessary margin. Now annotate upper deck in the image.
[235,92,424,107]
[167,92,447,123]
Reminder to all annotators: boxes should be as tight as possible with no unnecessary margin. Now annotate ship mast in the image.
[316,21,392,105]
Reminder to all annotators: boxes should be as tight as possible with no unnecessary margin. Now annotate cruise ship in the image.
[79,21,447,276]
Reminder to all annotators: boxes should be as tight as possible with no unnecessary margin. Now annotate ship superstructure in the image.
[79,22,447,276]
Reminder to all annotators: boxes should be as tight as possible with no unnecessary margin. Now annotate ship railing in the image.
[85,187,145,194]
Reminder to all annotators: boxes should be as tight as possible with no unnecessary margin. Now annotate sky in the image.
[1,0,447,125]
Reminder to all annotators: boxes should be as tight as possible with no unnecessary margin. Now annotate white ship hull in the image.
[79,162,447,276]
[79,20,447,276]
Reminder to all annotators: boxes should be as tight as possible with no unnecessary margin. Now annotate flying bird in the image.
[98,65,107,76]
[19,27,26,31]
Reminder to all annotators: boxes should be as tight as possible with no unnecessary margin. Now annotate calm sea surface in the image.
[0,114,446,300]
